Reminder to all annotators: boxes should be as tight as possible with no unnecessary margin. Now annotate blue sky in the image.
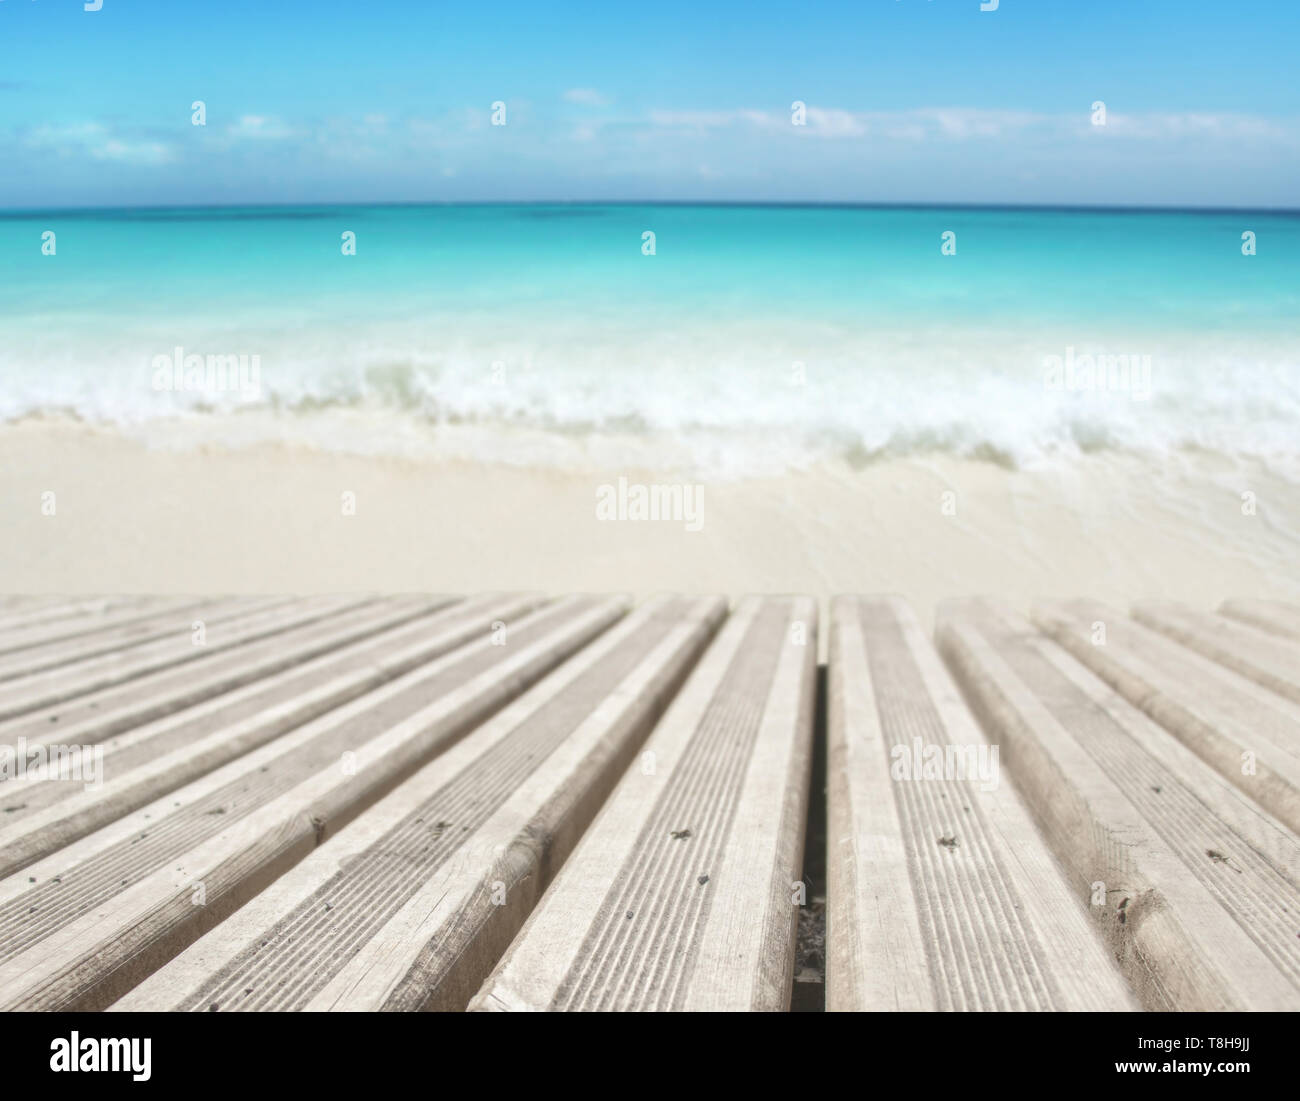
[2,0,1298,208]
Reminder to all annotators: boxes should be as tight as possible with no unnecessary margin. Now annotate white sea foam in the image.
[3,314,1297,479]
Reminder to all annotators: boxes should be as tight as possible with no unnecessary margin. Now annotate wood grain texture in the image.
[0,596,627,1009]
[1132,600,1300,704]
[0,595,549,878]
[2,592,1295,1013]
[828,595,1136,1011]
[938,598,1300,1012]
[1034,599,1300,836]
[113,595,726,1012]
[469,595,818,1013]
[1219,598,1300,644]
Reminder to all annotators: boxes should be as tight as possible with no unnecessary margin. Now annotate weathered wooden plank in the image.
[1132,600,1300,704]
[0,597,195,659]
[0,595,627,1010]
[1034,599,1300,835]
[938,599,1300,1011]
[0,596,371,722]
[1219,598,1300,643]
[470,595,817,1012]
[0,598,160,639]
[0,597,457,755]
[0,595,552,877]
[827,595,1135,1011]
[112,595,726,1012]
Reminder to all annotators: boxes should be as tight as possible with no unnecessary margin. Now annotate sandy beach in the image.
[3,418,1296,633]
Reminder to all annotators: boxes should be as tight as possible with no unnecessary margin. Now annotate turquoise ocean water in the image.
[2,203,1297,473]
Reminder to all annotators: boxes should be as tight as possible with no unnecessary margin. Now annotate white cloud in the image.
[563,88,610,106]
[921,108,1045,139]
[226,115,296,140]
[802,108,868,138]
[23,122,175,164]
[643,105,1300,146]
[1102,111,1296,143]
[647,109,768,130]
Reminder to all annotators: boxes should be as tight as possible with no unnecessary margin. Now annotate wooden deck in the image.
[0,594,1296,1012]
[938,599,1300,1011]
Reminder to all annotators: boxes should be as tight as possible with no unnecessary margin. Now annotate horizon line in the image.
[3,198,1299,218]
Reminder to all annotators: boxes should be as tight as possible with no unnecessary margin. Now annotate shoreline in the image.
[2,421,1297,633]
